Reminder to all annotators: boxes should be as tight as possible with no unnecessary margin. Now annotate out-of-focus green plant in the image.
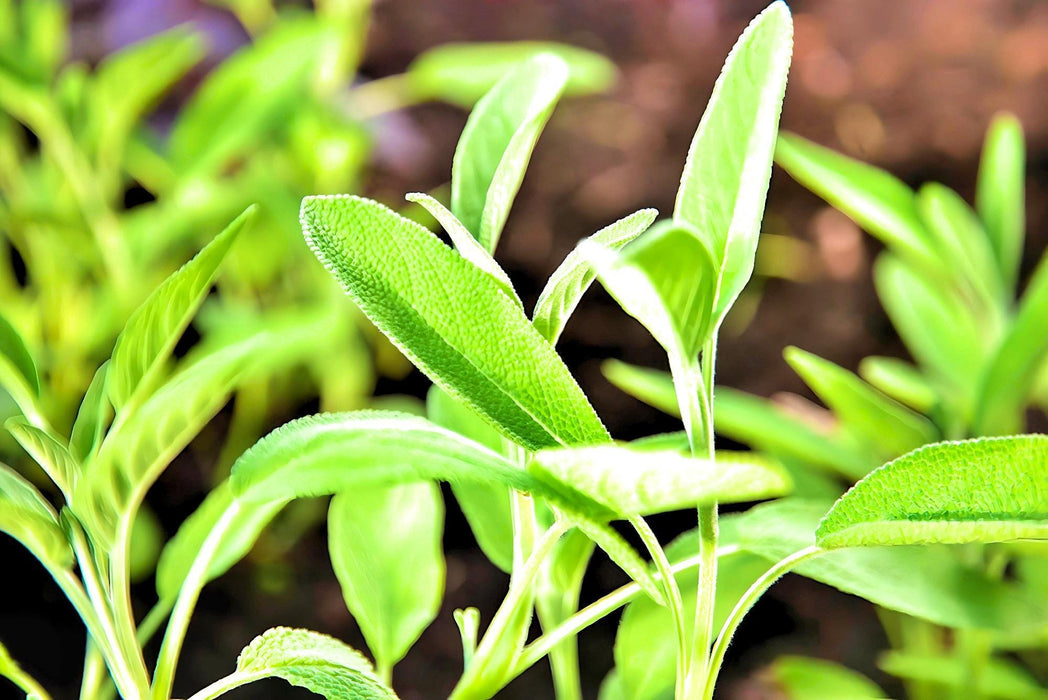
[605,114,1048,698]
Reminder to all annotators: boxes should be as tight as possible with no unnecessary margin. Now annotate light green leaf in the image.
[0,311,39,395]
[674,2,793,323]
[404,192,517,298]
[328,483,445,670]
[426,386,513,573]
[738,499,1044,630]
[602,359,872,478]
[529,444,790,516]
[774,133,936,269]
[155,480,284,603]
[533,208,657,344]
[0,464,72,569]
[107,206,253,410]
[6,417,78,498]
[450,54,568,252]
[858,356,937,415]
[768,655,886,699]
[784,346,939,459]
[975,253,1048,435]
[816,436,1048,548]
[976,113,1025,291]
[535,527,594,697]
[213,627,398,699]
[879,652,1047,700]
[300,195,609,451]
[583,220,717,360]
[407,41,615,107]
[70,361,111,463]
[875,254,988,411]
[169,17,335,176]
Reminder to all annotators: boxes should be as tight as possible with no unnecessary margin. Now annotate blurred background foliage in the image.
[0,0,1045,698]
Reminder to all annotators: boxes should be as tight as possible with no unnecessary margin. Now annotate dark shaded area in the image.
[1,1,1046,698]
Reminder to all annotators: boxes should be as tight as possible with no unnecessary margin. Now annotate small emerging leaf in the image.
[0,464,72,569]
[816,435,1048,548]
[0,311,39,396]
[976,113,1026,291]
[69,361,112,462]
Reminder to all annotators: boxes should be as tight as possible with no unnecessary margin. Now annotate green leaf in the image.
[529,444,790,516]
[404,192,517,298]
[816,436,1048,548]
[300,195,609,451]
[169,17,335,176]
[230,411,661,601]
[0,638,49,700]
[450,54,567,252]
[976,113,1025,291]
[858,356,937,414]
[328,483,445,670]
[584,220,717,360]
[974,253,1048,435]
[155,480,284,603]
[533,209,657,344]
[784,346,939,459]
[407,41,615,107]
[738,499,1044,630]
[0,311,39,395]
[426,386,514,573]
[602,359,872,478]
[6,416,78,498]
[674,2,793,323]
[0,464,72,569]
[879,652,1047,700]
[775,132,936,269]
[223,627,397,699]
[107,206,253,410]
[69,361,111,463]
[768,655,886,699]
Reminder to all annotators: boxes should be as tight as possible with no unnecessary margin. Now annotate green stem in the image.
[79,642,108,700]
[183,670,270,700]
[511,545,742,682]
[702,546,822,699]
[110,515,150,686]
[630,516,688,696]
[152,502,242,700]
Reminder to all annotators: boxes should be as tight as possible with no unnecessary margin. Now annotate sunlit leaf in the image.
[976,114,1025,291]
[6,417,78,498]
[768,655,885,699]
[0,464,72,570]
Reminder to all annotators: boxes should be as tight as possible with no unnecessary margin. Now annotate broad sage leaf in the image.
[328,483,445,670]
[300,195,609,451]
[533,208,657,344]
[529,444,790,517]
[6,416,78,498]
[107,206,253,410]
[206,627,398,700]
[407,41,615,107]
[674,1,793,324]
[784,346,939,459]
[450,54,568,252]
[0,464,72,569]
[976,113,1025,291]
[738,499,1044,631]
[816,436,1048,548]
[583,220,717,360]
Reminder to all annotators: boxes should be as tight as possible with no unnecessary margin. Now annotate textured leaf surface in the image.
[769,656,885,699]
[817,436,1048,548]
[976,114,1025,290]
[532,209,657,344]
[301,195,608,451]
[775,133,935,268]
[329,483,444,669]
[107,206,252,409]
[232,627,397,699]
[529,444,790,516]
[879,652,1047,700]
[738,499,1044,630]
[6,417,78,498]
[407,41,615,107]
[674,2,793,322]
[450,54,567,252]
[584,220,716,359]
[0,465,72,569]
[784,346,938,459]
